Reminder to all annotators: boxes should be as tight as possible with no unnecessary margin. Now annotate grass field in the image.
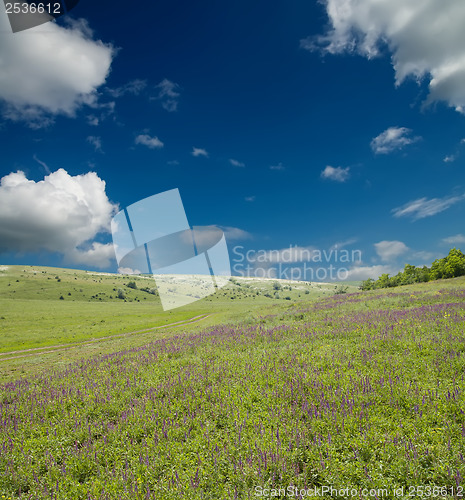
[1,267,464,498]
[0,265,351,355]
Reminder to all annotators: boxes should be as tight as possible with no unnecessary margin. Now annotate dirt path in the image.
[0,313,212,362]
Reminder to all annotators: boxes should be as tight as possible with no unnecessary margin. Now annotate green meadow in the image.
[0,265,349,359]
[1,266,464,498]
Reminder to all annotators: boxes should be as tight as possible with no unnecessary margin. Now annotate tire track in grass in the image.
[0,313,212,361]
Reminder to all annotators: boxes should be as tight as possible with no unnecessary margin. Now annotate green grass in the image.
[0,265,355,354]
[0,275,464,498]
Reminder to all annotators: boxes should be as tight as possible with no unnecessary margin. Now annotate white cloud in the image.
[107,79,147,98]
[192,147,208,158]
[118,267,142,275]
[135,134,164,149]
[70,242,115,268]
[374,240,409,261]
[87,115,100,126]
[87,136,103,152]
[152,79,181,112]
[33,154,51,174]
[392,193,465,220]
[329,238,358,251]
[245,196,256,202]
[0,169,118,268]
[442,234,465,245]
[371,127,420,154]
[186,226,252,249]
[270,162,285,171]
[0,13,115,126]
[86,101,115,128]
[443,155,456,163]
[229,159,245,167]
[345,264,399,281]
[320,165,350,182]
[411,250,436,263]
[220,227,253,241]
[302,0,465,112]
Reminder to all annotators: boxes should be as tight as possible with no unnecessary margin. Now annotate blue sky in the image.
[1,0,465,280]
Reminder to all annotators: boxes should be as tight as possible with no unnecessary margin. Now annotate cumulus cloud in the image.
[152,79,181,112]
[443,155,456,163]
[192,147,208,158]
[371,127,420,154]
[135,134,164,149]
[374,240,409,261]
[0,169,118,268]
[320,165,350,182]
[0,12,115,127]
[345,264,399,281]
[392,193,465,220]
[229,159,245,167]
[302,0,465,112]
[270,162,285,171]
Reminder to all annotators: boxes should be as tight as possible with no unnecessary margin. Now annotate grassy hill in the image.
[0,265,357,355]
[0,273,464,497]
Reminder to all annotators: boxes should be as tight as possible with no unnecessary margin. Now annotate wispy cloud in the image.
[107,79,147,98]
[329,238,358,251]
[86,101,116,128]
[443,155,456,163]
[220,226,253,241]
[229,159,245,167]
[192,147,208,158]
[33,154,51,174]
[152,79,181,112]
[87,136,103,153]
[135,134,164,149]
[245,196,256,202]
[374,240,409,262]
[392,193,465,220]
[371,127,421,154]
[442,234,465,245]
[270,162,285,171]
[320,165,350,182]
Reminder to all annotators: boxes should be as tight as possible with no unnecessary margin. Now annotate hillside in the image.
[0,265,358,355]
[1,274,464,497]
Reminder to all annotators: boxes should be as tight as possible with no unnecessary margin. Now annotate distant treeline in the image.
[360,248,465,290]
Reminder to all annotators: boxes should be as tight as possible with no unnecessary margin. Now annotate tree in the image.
[360,278,375,291]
